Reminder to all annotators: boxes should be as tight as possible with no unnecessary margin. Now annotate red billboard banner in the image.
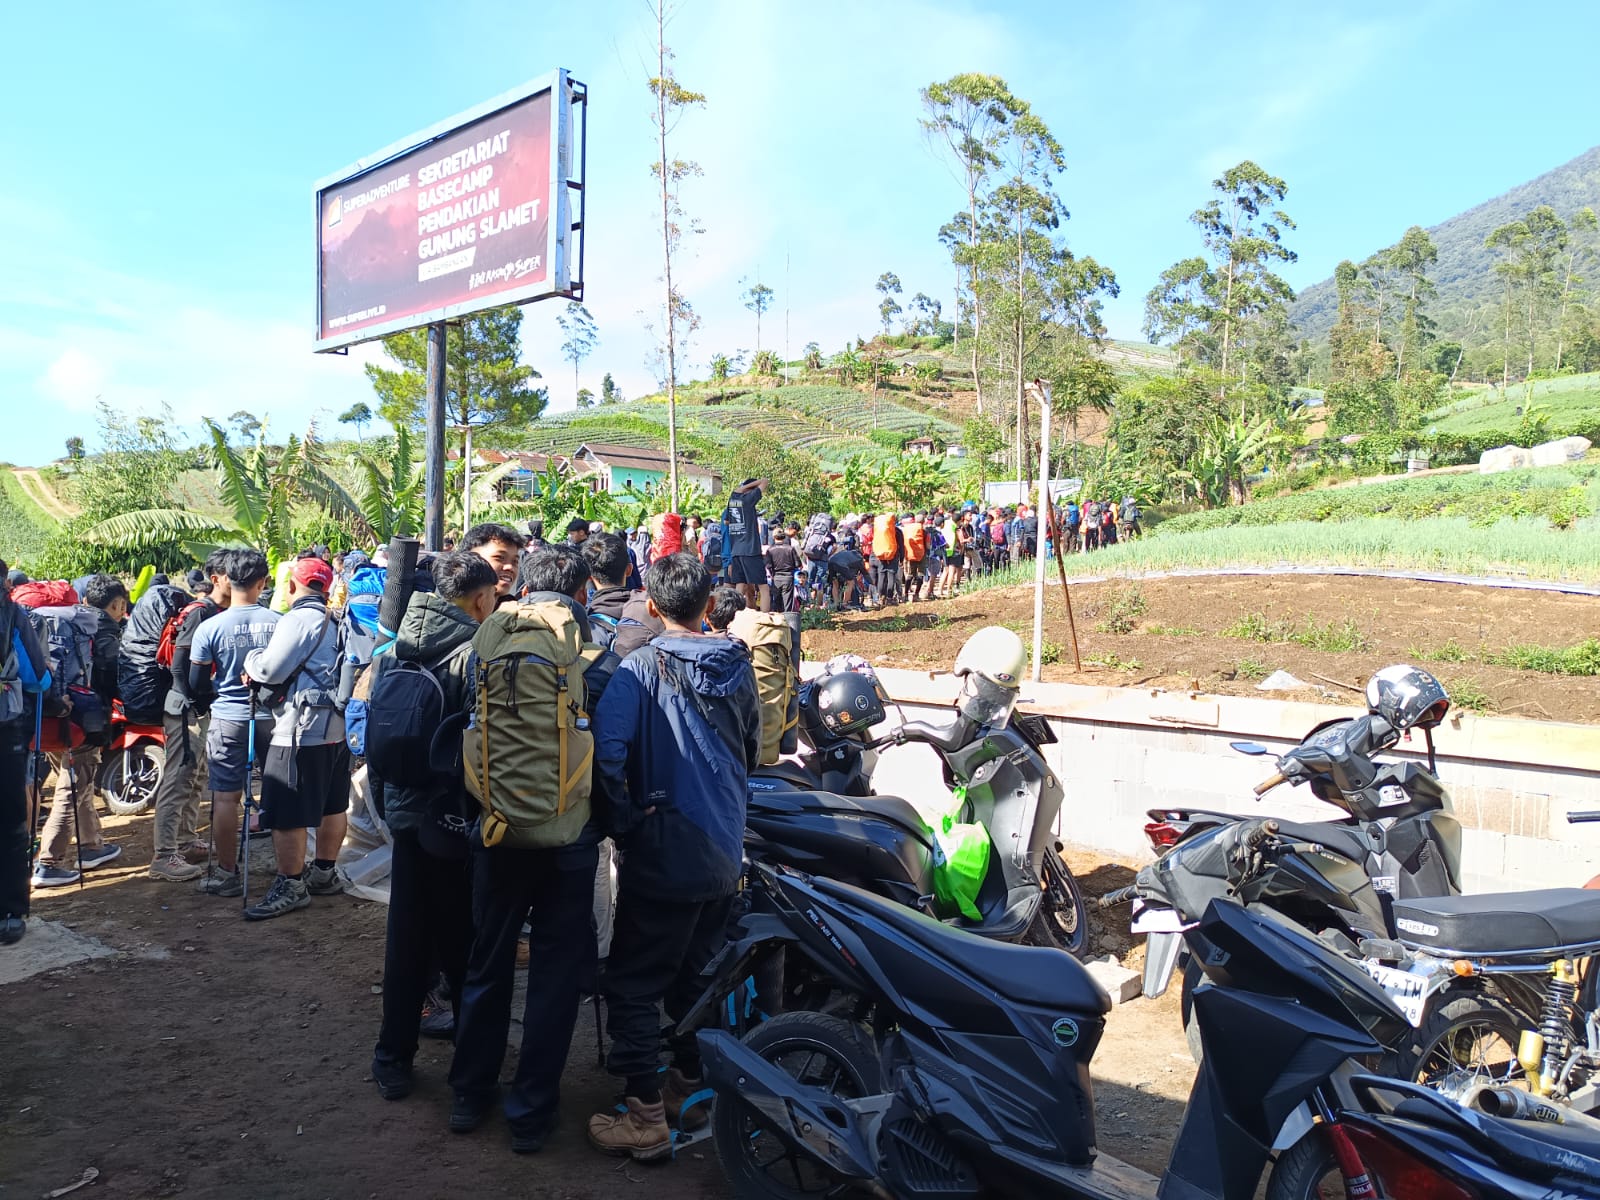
[314,73,577,352]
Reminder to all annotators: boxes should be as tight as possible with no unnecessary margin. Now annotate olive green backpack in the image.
[729,609,798,766]
[463,599,604,849]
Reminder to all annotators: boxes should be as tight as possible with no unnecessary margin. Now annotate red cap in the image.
[291,557,334,590]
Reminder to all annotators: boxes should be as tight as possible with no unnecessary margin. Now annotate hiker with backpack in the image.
[367,551,500,1104]
[764,528,802,614]
[237,555,347,920]
[449,545,620,1151]
[26,574,128,887]
[0,561,57,945]
[189,551,278,899]
[587,552,760,1160]
[722,477,769,611]
[699,513,725,581]
[147,551,232,882]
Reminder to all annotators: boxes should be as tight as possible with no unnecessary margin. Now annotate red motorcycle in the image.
[97,699,166,815]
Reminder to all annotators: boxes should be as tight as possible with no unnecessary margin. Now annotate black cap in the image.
[566,517,590,534]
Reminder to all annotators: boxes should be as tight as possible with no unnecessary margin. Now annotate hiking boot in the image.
[149,853,204,882]
[306,863,346,896]
[450,1091,494,1134]
[197,868,243,897]
[588,1096,672,1161]
[371,1057,413,1102]
[180,840,212,864]
[243,874,311,921]
[510,1115,556,1154]
[662,1068,710,1132]
[79,843,123,870]
[0,915,25,945]
[419,988,455,1040]
[32,864,81,888]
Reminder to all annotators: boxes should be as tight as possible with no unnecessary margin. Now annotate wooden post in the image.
[1030,381,1051,683]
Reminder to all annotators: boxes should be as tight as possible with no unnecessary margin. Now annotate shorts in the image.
[261,741,352,830]
[726,555,767,586]
[205,718,273,793]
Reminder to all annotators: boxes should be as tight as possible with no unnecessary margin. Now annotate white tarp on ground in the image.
[337,765,393,903]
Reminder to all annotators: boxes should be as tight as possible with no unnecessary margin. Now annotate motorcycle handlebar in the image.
[1098,885,1138,909]
[1253,772,1286,797]
[1568,811,1600,824]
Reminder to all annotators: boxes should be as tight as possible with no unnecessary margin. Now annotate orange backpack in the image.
[904,521,926,562]
[872,517,898,562]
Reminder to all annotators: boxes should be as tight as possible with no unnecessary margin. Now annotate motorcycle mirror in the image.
[1230,741,1270,756]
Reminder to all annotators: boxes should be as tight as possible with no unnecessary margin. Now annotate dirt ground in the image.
[0,813,1189,1199]
[803,574,1600,722]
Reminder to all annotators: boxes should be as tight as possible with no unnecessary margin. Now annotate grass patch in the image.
[1144,623,1203,636]
[1409,639,1478,664]
[0,471,58,569]
[800,609,837,633]
[1223,612,1369,652]
[1234,658,1270,681]
[1082,515,1600,584]
[1430,373,1600,434]
[1484,639,1600,676]
[1444,676,1496,714]
[1085,651,1140,671]
[1091,583,1148,634]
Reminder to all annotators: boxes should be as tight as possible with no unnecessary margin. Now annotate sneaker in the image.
[419,987,455,1040]
[149,853,204,882]
[79,844,123,870]
[197,867,243,898]
[588,1096,672,1161]
[450,1091,494,1134]
[662,1067,710,1132]
[243,874,311,921]
[0,915,25,945]
[306,863,346,896]
[180,840,212,864]
[32,864,81,888]
[371,1056,414,1102]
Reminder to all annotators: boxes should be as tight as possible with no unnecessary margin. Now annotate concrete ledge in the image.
[0,919,116,986]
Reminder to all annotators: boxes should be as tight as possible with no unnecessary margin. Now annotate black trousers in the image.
[603,888,734,1095]
[0,721,30,919]
[772,574,795,613]
[375,829,472,1068]
[449,840,598,1130]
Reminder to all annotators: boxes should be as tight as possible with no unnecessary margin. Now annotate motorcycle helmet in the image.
[808,670,889,740]
[1364,664,1450,732]
[952,626,1025,728]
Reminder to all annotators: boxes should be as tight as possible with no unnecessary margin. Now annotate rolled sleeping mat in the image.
[377,536,421,645]
[780,610,802,757]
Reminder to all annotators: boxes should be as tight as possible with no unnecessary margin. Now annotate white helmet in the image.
[954,626,1026,690]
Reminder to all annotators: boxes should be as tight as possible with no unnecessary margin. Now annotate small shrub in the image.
[1235,658,1270,681]
[1144,623,1203,636]
[1224,612,1278,642]
[1485,639,1600,676]
[1445,677,1496,713]
[1093,583,1148,634]
[1287,617,1369,654]
[1411,640,1477,664]
[800,609,837,633]
[1086,651,1140,671]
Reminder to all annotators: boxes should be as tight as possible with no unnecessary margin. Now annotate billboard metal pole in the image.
[424,322,447,550]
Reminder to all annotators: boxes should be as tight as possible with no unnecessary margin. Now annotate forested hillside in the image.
[1292,144,1600,343]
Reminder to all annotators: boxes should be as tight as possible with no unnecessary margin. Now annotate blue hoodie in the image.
[594,633,760,901]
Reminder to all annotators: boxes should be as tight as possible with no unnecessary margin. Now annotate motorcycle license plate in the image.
[1359,960,1428,1026]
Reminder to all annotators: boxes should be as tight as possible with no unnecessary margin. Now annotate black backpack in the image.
[364,660,448,781]
[117,584,189,723]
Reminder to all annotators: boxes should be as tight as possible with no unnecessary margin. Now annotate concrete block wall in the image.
[854,667,1600,895]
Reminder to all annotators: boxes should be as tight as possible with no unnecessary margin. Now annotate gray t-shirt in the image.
[191,605,281,722]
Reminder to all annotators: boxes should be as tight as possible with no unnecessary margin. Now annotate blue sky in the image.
[4,0,1599,466]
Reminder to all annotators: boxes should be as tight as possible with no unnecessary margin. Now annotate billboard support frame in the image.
[313,69,587,355]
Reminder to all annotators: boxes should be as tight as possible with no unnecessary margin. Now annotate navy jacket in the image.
[594,633,759,901]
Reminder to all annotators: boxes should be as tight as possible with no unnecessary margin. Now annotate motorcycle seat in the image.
[751,762,822,790]
[1271,819,1370,864]
[810,876,1110,1014]
[1391,888,1600,956]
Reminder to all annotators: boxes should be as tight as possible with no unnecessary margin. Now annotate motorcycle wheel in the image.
[713,1012,881,1200]
[1022,849,1089,958]
[1265,1130,1343,1200]
[100,741,165,816]
[1399,992,1524,1089]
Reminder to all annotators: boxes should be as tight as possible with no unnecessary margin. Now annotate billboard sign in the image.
[314,70,580,352]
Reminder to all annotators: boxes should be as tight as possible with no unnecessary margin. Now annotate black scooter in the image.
[747,680,1088,954]
[683,826,1431,1200]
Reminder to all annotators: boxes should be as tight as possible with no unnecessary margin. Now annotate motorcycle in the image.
[745,633,1088,955]
[1274,1073,1600,1200]
[96,698,166,816]
[682,826,1439,1200]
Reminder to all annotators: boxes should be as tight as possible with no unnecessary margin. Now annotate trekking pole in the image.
[27,698,43,872]
[241,692,256,911]
[65,718,84,890]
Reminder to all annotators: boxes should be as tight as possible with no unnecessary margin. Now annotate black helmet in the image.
[806,670,888,740]
[1365,664,1450,732]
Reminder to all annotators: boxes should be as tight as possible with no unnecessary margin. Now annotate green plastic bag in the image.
[929,785,992,921]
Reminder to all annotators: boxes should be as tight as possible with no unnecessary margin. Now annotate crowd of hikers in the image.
[0,475,1137,1158]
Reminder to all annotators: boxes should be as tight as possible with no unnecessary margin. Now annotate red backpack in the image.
[11,580,78,609]
[156,600,213,670]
